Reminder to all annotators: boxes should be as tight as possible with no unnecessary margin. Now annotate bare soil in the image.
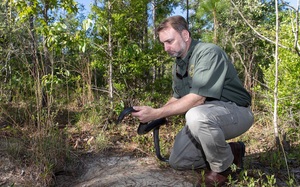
[1,140,300,187]
[0,144,198,187]
[55,152,197,187]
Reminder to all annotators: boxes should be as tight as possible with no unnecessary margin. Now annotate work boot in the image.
[199,170,227,187]
[229,141,245,170]
[197,168,237,187]
[197,142,245,187]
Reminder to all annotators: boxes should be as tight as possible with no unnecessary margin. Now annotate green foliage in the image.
[260,30,300,123]
[1,0,300,186]
[237,170,277,187]
[77,98,112,127]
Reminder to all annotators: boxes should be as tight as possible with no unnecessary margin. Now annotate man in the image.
[132,15,254,186]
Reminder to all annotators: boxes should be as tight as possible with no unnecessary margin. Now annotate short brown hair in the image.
[156,15,190,36]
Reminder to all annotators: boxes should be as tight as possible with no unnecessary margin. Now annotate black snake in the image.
[117,107,169,162]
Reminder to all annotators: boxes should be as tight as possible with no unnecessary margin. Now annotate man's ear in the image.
[182,30,190,42]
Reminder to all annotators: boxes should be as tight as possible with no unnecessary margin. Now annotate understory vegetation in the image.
[0,0,300,186]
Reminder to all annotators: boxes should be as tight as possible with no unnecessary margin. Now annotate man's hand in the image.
[131,106,159,123]
[131,94,205,124]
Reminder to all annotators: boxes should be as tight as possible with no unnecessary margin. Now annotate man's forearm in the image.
[164,97,178,106]
[157,93,206,119]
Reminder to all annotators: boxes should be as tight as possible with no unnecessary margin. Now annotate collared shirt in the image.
[172,39,251,107]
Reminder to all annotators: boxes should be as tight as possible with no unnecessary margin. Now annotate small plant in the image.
[285,175,296,187]
[266,174,276,186]
[94,132,110,152]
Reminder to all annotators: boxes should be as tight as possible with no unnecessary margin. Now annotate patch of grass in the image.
[1,125,70,186]
[93,132,110,152]
[1,137,28,162]
[66,100,115,153]
[30,129,70,186]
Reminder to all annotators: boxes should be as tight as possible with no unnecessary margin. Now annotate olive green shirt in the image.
[172,39,251,107]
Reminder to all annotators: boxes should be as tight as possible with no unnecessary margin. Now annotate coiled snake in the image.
[117,107,169,162]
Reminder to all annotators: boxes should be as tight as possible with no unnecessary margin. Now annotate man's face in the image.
[158,26,188,58]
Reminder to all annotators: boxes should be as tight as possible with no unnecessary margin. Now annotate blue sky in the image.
[76,0,184,16]
[76,0,299,16]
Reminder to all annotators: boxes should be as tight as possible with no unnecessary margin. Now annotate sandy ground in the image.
[55,153,198,187]
[1,144,300,187]
[0,137,199,187]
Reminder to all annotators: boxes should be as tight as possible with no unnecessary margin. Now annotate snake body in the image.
[117,107,169,162]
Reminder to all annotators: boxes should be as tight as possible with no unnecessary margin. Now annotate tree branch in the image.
[231,0,289,49]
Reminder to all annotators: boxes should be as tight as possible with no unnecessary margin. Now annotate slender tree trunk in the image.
[213,8,218,44]
[42,1,51,108]
[186,0,189,24]
[292,0,300,55]
[3,2,13,102]
[152,2,156,38]
[29,11,42,131]
[108,0,113,108]
[84,57,94,103]
[274,0,279,146]
[152,1,156,83]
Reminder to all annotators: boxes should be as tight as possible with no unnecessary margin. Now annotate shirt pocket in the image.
[174,78,191,97]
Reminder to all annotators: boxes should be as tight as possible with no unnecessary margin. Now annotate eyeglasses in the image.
[176,64,188,79]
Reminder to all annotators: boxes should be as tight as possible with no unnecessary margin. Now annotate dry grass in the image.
[0,102,299,186]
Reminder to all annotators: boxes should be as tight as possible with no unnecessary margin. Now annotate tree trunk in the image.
[274,0,279,146]
[213,8,218,44]
[29,10,42,131]
[108,0,113,108]
[152,1,156,83]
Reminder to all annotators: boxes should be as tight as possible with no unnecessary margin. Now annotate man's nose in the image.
[164,44,170,51]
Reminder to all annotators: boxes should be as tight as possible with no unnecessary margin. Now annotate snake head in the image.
[116,107,137,124]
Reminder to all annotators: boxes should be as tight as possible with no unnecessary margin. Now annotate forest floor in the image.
[1,138,300,187]
[54,147,197,187]
[0,107,299,187]
[0,142,197,187]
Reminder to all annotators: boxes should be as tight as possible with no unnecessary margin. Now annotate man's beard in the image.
[168,39,186,58]
[168,51,182,57]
